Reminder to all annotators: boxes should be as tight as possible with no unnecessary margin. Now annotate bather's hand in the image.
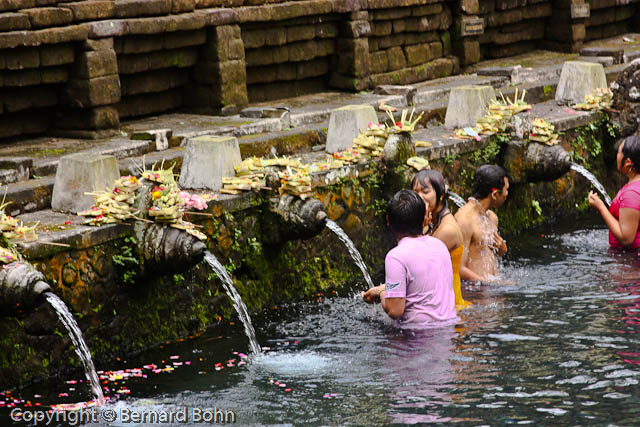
[362,285,384,304]
[489,231,507,255]
[588,191,606,212]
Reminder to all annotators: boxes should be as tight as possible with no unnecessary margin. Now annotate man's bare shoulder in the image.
[487,210,499,223]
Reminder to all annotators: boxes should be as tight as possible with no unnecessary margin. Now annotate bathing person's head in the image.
[412,169,449,232]
[387,190,426,239]
[412,169,448,212]
[473,165,509,207]
[620,135,640,173]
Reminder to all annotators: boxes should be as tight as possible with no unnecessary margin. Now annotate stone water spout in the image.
[262,195,328,245]
[129,179,206,275]
[134,223,206,274]
[505,140,572,184]
[0,261,51,313]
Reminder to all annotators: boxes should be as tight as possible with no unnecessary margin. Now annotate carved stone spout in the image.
[505,140,571,184]
[262,195,328,245]
[0,261,51,313]
[134,223,206,275]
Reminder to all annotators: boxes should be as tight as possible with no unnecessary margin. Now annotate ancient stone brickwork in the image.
[366,2,459,87]
[584,0,637,42]
[454,0,552,63]
[0,0,638,139]
[242,13,338,101]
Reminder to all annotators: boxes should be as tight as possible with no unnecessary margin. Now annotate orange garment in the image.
[450,244,471,310]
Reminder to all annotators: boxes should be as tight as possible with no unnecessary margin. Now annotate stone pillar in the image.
[452,1,483,66]
[189,24,248,113]
[543,0,589,53]
[58,38,121,138]
[330,11,371,91]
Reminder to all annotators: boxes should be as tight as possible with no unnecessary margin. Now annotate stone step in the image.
[579,47,624,64]
[579,56,615,67]
[0,157,32,185]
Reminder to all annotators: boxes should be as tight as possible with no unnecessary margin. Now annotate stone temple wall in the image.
[0,0,638,140]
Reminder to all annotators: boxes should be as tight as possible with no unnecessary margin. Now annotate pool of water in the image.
[5,219,640,425]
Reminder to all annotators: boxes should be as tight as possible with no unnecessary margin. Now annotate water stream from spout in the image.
[203,251,261,355]
[44,292,105,405]
[325,219,374,289]
[570,163,612,206]
[448,191,466,209]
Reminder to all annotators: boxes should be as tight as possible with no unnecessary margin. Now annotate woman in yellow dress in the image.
[412,169,471,310]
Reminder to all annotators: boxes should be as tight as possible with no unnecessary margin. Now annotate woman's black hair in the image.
[622,135,640,171]
[387,189,425,238]
[411,169,449,234]
[473,165,508,199]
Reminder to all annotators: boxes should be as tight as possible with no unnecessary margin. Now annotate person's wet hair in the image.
[473,165,508,200]
[412,169,449,233]
[388,189,425,238]
[622,135,640,171]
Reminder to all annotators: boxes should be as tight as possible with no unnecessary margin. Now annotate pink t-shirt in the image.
[384,235,458,328]
[609,181,640,249]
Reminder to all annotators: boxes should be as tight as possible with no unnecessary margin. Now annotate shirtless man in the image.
[454,165,509,282]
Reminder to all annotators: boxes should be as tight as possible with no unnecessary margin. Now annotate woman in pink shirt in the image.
[589,136,640,249]
[362,190,458,328]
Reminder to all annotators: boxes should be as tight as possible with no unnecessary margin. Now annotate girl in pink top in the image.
[589,136,640,249]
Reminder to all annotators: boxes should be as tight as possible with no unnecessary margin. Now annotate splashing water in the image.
[571,163,612,206]
[325,219,374,289]
[448,191,466,208]
[44,292,105,405]
[204,251,261,355]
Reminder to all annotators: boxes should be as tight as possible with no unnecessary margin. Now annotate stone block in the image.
[4,47,39,69]
[413,3,443,16]
[379,33,405,49]
[179,135,241,190]
[453,38,479,65]
[373,8,411,20]
[39,44,74,66]
[60,1,114,21]
[546,23,585,42]
[41,67,68,84]
[297,58,328,79]
[0,12,31,31]
[287,24,317,42]
[114,0,171,18]
[444,85,495,129]
[20,7,72,28]
[0,1,35,13]
[326,105,378,153]
[163,29,206,49]
[336,38,369,76]
[316,22,338,39]
[404,43,430,66]
[56,106,120,130]
[487,9,522,27]
[172,0,195,13]
[119,34,163,54]
[121,68,187,95]
[370,50,388,74]
[340,20,371,38]
[3,69,40,86]
[392,19,406,33]
[495,0,526,10]
[387,46,406,70]
[242,29,265,49]
[440,31,451,56]
[580,46,624,65]
[35,24,88,45]
[265,28,287,46]
[63,75,121,108]
[75,49,118,78]
[458,0,479,15]
[84,38,114,52]
[118,88,182,118]
[51,154,120,213]
[195,0,222,6]
[87,20,127,38]
[246,65,276,84]
[372,20,392,37]
[289,40,317,62]
[405,31,439,45]
[555,60,606,105]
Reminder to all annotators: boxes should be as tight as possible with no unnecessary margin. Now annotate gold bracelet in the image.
[377,288,385,296]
